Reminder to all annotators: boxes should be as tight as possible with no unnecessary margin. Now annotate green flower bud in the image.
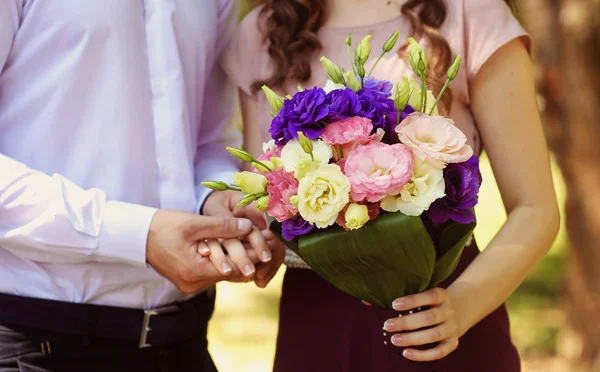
[261,85,284,113]
[297,132,314,155]
[344,71,361,92]
[382,31,400,53]
[447,56,462,81]
[320,57,345,85]
[256,195,270,212]
[394,77,411,112]
[297,84,305,92]
[408,37,428,77]
[201,180,229,191]
[356,35,372,65]
[356,62,366,79]
[234,171,267,195]
[226,147,254,162]
[406,79,421,110]
[237,194,258,208]
[345,34,352,47]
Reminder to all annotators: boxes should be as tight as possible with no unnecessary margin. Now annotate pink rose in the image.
[343,142,413,203]
[321,117,384,159]
[396,113,473,168]
[266,169,299,222]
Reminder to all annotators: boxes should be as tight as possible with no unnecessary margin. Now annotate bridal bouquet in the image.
[203,33,481,310]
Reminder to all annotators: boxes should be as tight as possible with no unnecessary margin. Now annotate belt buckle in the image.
[139,305,179,348]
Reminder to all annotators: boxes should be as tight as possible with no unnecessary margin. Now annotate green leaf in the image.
[270,212,438,310]
[270,213,476,310]
[428,220,476,287]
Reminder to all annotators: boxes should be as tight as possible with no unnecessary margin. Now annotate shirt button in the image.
[160,167,173,179]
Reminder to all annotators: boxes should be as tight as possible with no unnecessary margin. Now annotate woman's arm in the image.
[449,37,560,334]
[384,39,560,361]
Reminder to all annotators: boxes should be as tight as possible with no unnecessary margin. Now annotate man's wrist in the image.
[97,201,158,266]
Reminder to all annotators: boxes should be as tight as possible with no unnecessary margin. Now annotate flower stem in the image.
[227,185,242,191]
[420,74,427,113]
[429,78,450,116]
[367,52,385,77]
[347,45,357,76]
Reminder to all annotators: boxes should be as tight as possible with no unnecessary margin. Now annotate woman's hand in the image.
[384,287,460,362]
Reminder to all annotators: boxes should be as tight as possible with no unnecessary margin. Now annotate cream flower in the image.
[297,164,351,228]
[281,139,332,178]
[381,159,445,216]
[396,113,473,168]
[345,203,370,230]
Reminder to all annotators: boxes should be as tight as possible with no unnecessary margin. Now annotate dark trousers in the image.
[0,324,217,372]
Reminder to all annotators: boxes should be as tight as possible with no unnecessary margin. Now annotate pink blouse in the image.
[221,0,530,155]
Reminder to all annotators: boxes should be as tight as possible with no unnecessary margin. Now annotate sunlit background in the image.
[207,154,568,372]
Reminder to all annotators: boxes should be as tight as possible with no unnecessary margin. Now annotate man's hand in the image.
[146,209,260,294]
[202,190,285,287]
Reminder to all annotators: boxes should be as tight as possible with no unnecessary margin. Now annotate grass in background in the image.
[207,153,567,371]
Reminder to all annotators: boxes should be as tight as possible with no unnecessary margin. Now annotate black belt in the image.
[0,288,215,349]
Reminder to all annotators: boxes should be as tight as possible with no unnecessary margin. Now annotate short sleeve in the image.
[464,0,531,82]
[219,6,267,97]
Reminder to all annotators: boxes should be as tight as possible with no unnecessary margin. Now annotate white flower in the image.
[262,139,277,153]
[323,79,346,93]
[281,139,332,179]
[381,158,445,216]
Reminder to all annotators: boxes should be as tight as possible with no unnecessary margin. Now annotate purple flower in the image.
[426,156,482,224]
[281,216,316,241]
[357,88,395,131]
[383,105,416,144]
[400,105,416,122]
[325,88,362,122]
[363,77,394,100]
[269,87,329,145]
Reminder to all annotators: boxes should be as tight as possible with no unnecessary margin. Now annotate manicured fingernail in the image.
[261,251,272,262]
[237,218,252,231]
[383,320,394,331]
[392,335,402,345]
[392,300,404,310]
[221,263,232,274]
[403,349,412,358]
[198,246,210,255]
[243,264,255,276]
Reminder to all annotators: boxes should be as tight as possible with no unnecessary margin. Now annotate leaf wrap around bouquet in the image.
[270,212,475,310]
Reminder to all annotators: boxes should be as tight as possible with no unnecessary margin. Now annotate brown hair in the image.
[250,0,519,114]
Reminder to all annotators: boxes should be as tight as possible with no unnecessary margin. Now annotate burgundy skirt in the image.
[273,241,520,372]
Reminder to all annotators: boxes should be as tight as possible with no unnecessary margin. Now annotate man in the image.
[0,1,281,371]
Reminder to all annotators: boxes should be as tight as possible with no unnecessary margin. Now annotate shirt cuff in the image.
[197,170,237,214]
[97,201,158,266]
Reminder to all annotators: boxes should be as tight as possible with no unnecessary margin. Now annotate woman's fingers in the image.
[383,305,454,332]
[223,239,256,278]
[197,240,211,257]
[247,227,272,263]
[390,322,458,347]
[392,287,447,311]
[203,239,233,275]
[402,337,459,362]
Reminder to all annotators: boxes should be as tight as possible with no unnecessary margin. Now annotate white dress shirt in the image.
[0,0,241,309]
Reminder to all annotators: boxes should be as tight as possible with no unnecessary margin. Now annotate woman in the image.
[220,0,560,370]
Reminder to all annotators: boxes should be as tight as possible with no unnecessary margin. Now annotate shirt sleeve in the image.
[463,0,532,83]
[0,2,157,267]
[195,0,243,211]
[219,5,266,97]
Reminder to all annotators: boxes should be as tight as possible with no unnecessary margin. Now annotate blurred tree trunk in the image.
[524,0,600,369]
